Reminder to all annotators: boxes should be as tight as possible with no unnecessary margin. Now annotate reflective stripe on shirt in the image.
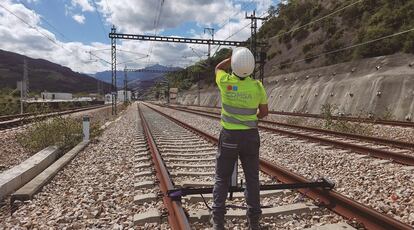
[222,103,257,116]
[221,114,258,128]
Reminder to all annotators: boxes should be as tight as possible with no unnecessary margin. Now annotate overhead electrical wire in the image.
[91,0,108,38]
[273,27,414,69]
[190,0,256,56]
[217,1,256,32]
[211,0,365,57]
[273,0,364,39]
[117,55,150,65]
[88,51,111,64]
[18,0,69,41]
[0,2,73,53]
[90,48,147,57]
[147,0,165,64]
[210,6,269,57]
[104,0,112,15]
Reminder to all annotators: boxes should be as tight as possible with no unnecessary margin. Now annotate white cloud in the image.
[72,14,85,24]
[71,0,94,12]
[98,0,240,33]
[0,1,104,73]
[0,0,276,74]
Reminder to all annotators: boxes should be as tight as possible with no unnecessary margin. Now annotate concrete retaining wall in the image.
[12,141,89,201]
[177,54,414,121]
[0,146,60,201]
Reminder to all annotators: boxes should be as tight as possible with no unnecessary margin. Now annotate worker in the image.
[212,47,269,230]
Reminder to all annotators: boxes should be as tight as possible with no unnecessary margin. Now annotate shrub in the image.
[355,26,402,57]
[293,28,310,41]
[321,103,337,129]
[279,59,292,69]
[17,116,102,153]
[267,51,278,60]
[403,33,414,53]
[320,103,373,135]
[381,106,395,120]
[322,18,337,36]
[305,53,317,63]
[312,23,320,32]
[281,33,292,44]
[342,5,363,26]
[302,43,316,54]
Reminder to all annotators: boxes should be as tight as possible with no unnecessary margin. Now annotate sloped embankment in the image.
[177,53,414,121]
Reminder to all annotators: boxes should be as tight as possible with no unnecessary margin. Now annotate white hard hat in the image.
[231,47,255,78]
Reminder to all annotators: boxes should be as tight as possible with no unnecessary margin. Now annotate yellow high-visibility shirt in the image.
[216,70,268,130]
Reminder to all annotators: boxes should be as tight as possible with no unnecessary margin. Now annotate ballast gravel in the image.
[184,105,414,144]
[0,106,117,174]
[152,104,414,226]
[141,105,353,229]
[0,104,169,229]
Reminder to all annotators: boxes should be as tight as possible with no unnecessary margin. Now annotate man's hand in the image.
[257,104,268,119]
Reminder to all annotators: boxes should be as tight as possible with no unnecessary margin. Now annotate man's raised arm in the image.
[215,58,231,75]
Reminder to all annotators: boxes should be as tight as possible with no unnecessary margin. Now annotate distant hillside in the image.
[93,64,182,89]
[259,0,414,76]
[0,49,111,93]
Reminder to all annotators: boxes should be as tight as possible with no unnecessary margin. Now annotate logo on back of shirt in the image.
[224,85,252,102]
[227,85,238,91]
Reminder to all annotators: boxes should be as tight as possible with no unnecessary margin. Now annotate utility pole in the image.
[111,25,117,115]
[124,65,127,102]
[204,27,215,58]
[166,81,170,104]
[20,58,28,114]
[198,72,201,106]
[246,10,267,81]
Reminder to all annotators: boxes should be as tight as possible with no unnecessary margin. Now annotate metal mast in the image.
[111,25,117,115]
[204,27,215,58]
[246,10,267,81]
[20,58,28,114]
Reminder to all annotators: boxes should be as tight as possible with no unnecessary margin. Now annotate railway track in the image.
[160,104,414,166]
[0,104,108,130]
[0,113,33,122]
[177,104,414,128]
[138,103,412,230]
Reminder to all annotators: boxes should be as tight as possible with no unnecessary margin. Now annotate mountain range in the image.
[92,64,182,89]
[0,49,111,94]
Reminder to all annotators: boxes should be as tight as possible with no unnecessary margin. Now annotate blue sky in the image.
[0,0,279,73]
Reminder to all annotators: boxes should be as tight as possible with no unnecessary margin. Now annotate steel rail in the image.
[137,104,191,230]
[0,104,108,122]
[0,105,109,130]
[0,113,32,122]
[165,105,414,166]
[269,110,414,128]
[174,104,414,128]
[143,103,413,230]
[172,105,414,149]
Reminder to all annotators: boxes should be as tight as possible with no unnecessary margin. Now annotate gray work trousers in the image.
[212,128,262,228]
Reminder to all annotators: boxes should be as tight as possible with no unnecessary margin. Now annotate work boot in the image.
[210,214,225,230]
[247,217,261,230]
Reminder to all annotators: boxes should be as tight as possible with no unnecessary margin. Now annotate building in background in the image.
[41,92,72,100]
[104,90,132,104]
[117,90,132,102]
